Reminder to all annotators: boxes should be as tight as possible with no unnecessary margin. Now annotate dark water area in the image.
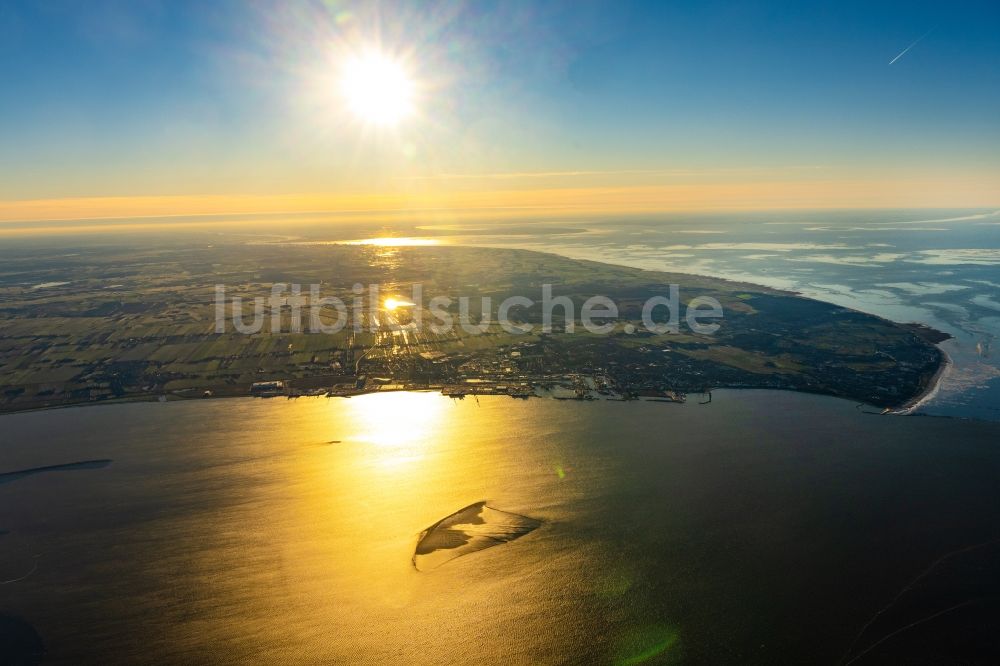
[2,391,1000,664]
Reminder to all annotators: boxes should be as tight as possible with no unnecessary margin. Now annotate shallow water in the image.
[2,391,1000,664]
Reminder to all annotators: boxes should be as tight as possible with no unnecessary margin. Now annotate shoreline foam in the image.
[897,347,953,415]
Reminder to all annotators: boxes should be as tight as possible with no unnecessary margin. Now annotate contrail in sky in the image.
[889,26,937,65]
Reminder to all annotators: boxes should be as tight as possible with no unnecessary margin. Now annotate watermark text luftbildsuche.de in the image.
[214,283,724,336]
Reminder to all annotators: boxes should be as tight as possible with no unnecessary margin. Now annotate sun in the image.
[340,51,415,126]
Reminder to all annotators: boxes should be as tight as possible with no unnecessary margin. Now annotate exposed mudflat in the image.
[413,501,542,572]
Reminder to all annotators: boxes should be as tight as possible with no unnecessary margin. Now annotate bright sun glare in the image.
[340,51,415,126]
[383,297,414,311]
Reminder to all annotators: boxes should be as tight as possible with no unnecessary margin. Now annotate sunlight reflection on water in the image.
[3,391,1000,663]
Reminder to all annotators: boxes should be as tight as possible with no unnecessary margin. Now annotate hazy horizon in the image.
[3,0,999,235]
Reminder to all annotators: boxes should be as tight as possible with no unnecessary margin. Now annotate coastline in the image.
[0,369,953,420]
[0,245,953,420]
[515,247,957,414]
[896,346,953,415]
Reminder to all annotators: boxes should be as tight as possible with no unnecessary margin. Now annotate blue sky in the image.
[1,0,998,215]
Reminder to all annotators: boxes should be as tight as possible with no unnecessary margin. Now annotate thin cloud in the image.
[399,166,829,181]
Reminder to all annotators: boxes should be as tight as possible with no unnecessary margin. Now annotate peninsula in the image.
[0,242,946,413]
